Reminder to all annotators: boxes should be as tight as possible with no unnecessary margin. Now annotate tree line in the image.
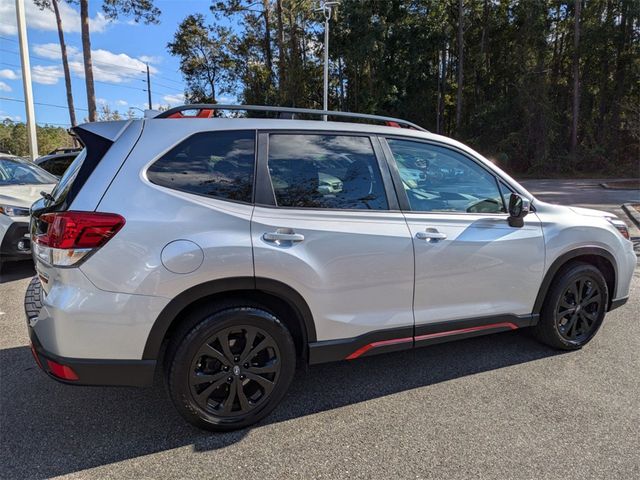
[169,0,639,176]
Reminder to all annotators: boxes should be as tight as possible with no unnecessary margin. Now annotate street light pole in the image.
[15,0,38,160]
[318,1,339,121]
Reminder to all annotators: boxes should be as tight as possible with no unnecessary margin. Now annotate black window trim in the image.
[254,129,400,212]
[144,129,259,207]
[379,135,522,216]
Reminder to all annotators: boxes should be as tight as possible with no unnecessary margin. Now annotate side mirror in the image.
[507,193,530,227]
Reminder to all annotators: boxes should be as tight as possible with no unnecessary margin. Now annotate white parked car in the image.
[0,155,57,271]
[25,105,635,431]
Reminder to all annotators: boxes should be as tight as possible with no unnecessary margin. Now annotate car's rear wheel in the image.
[533,262,608,350]
[166,306,296,431]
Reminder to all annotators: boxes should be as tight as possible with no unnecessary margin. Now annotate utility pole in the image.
[15,0,38,160]
[317,1,339,120]
[146,64,152,110]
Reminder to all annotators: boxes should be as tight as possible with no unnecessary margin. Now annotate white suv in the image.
[25,105,635,431]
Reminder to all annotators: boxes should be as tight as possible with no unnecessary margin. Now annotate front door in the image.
[383,137,545,342]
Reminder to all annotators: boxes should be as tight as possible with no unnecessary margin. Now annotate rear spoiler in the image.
[71,120,133,144]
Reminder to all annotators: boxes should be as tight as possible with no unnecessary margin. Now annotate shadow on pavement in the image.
[0,260,35,284]
[1,330,561,479]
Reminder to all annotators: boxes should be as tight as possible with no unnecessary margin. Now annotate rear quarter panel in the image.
[80,119,254,298]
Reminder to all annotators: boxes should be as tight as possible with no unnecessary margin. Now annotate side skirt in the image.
[308,314,537,365]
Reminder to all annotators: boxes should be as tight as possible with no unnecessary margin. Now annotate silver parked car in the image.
[0,155,57,271]
[25,105,635,431]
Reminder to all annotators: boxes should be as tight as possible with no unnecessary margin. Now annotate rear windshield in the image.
[0,157,58,185]
[49,148,86,203]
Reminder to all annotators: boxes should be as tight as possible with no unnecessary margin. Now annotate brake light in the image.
[33,211,125,267]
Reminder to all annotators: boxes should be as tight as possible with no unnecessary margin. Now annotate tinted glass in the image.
[50,149,86,203]
[0,157,58,185]
[41,155,75,177]
[268,134,388,210]
[147,130,255,203]
[387,138,504,213]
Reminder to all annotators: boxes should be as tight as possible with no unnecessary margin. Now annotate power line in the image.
[1,48,186,95]
[0,95,89,111]
[1,38,186,90]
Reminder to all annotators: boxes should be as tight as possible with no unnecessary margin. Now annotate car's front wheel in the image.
[166,306,296,431]
[533,262,608,350]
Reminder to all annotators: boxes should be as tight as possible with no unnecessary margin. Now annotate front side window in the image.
[387,138,504,214]
[267,134,388,210]
[147,130,255,203]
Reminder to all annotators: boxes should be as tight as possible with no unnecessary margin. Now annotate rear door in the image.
[251,131,415,361]
[381,137,545,342]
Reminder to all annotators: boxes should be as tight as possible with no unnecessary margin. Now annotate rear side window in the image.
[147,130,255,203]
[50,148,86,203]
[267,134,388,210]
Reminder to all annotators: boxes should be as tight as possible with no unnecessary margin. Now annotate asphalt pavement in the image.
[1,179,639,479]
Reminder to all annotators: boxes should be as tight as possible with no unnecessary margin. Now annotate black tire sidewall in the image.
[168,307,296,431]
[541,263,608,349]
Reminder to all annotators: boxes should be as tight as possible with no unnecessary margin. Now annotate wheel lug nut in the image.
[240,375,245,380]
[223,366,229,371]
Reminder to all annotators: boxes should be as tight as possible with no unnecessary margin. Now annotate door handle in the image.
[416,228,447,241]
[263,230,305,243]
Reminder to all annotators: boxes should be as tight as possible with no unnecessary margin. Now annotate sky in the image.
[0,0,235,126]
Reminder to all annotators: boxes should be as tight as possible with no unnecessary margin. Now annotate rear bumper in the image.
[25,276,156,387]
[28,326,156,386]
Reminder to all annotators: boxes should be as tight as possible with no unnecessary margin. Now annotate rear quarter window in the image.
[147,130,256,203]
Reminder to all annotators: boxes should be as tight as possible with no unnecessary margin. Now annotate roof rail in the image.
[154,104,428,132]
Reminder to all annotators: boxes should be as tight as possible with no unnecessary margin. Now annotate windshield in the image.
[0,156,58,186]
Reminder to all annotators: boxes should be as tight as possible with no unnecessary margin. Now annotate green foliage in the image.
[0,120,74,157]
[167,0,639,176]
[168,14,234,103]
[101,0,161,24]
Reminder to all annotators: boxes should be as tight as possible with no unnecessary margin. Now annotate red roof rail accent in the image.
[166,108,214,119]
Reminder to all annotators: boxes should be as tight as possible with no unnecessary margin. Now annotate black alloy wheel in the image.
[533,262,608,350]
[189,325,281,416]
[166,306,296,431]
[555,276,602,343]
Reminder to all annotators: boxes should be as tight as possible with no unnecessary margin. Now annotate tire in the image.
[533,262,608,350]
[25,276,43,320]
[166,305,296,431]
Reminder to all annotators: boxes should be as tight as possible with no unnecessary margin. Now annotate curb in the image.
[622,203,640,229]
[600,182,640,190]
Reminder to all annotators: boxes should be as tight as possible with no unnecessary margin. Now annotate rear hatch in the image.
[30,120,139,292]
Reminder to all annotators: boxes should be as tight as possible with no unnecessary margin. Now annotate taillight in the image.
[33,211,125,267]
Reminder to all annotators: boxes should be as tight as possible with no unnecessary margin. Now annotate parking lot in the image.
[1,179,639,479]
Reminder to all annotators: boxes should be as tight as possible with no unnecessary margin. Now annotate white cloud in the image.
[0,0,109,35]
[0,69,18,80]
[116,99,128,106]
[0,81,11,92]
[32,43,80,60]
[0,111,21,122]
[162,93,185,106]
[69,48,158,84]
[138,55,161,64]
[32,65,64,85]
[32,43,158,84]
